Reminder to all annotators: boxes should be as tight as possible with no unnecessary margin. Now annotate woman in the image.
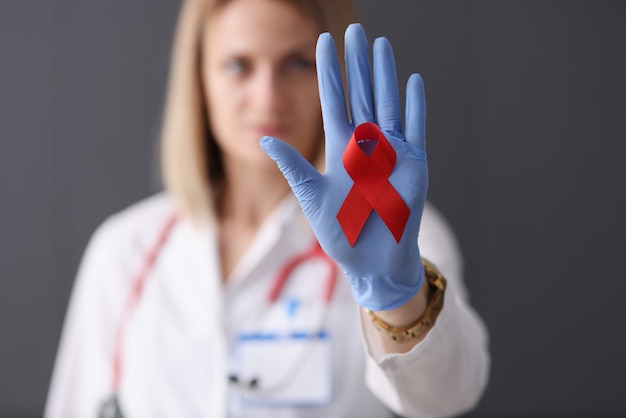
[46,0,489,416]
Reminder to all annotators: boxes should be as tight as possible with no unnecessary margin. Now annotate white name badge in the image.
[233,331,333,407]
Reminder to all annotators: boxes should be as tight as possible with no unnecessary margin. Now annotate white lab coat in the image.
[45,193,489,418]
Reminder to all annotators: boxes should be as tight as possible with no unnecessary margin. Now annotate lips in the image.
[250,123,288,138]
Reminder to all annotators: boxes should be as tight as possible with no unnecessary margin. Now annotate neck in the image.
[216,162,291,280]
[217,163,290,228]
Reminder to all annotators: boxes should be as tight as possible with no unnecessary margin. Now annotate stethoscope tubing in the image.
[110,213,178,393]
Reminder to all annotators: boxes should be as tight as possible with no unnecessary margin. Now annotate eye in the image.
[224,57,249,75]
[287,55,315,72]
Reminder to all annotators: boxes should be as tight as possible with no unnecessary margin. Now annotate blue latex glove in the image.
[260,24,428,311]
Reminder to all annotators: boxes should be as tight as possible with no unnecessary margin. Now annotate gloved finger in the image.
[260,136,321,198]
[345,23,374,126]
[316,32,351,162]
[373,37,402,137]
[404,73,426,152]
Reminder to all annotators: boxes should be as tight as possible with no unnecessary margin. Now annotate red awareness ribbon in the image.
[337,122,410,247]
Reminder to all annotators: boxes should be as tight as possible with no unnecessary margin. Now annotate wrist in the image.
[346,263,424,311]
[364,258,447,343]
[369,277,430,327]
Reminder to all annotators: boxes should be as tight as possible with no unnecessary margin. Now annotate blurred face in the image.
[202,0,322,172]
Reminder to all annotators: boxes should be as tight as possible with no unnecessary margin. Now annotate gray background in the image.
[1,1,625,417]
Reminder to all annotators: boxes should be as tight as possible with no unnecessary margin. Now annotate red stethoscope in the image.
[99,213,338,418]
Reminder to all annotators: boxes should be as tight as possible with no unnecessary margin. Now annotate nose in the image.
[249,67,285,113]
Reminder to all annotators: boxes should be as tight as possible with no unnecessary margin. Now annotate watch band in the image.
[365,258,447,343]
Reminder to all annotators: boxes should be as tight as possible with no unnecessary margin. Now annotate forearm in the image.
[360,285,490,418]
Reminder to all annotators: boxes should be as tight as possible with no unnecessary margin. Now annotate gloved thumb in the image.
[259,136,321,201]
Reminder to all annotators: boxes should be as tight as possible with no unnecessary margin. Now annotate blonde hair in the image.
[160,0,358,221]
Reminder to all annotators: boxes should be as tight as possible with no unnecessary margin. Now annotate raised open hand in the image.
[261,23,428,311]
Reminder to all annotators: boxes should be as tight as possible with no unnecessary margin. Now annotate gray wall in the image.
[1,1,624,417]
